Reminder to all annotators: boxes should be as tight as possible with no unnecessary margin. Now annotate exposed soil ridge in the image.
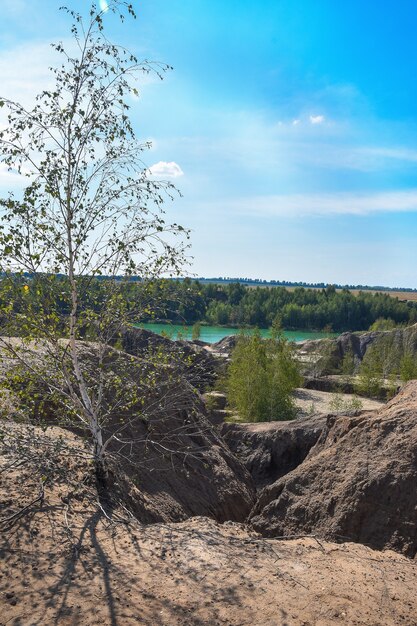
[250,381,417,557]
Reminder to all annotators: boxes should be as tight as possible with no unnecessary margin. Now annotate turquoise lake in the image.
[138,323,336,344]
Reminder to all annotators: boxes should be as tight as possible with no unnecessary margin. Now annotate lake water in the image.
[138,322,336,344]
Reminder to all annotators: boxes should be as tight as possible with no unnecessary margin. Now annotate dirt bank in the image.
[1,421,417,626]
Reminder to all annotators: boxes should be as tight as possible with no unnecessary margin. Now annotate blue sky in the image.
[1,1,417,287]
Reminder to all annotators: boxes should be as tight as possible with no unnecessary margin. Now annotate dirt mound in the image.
[92,347,254,523]
[2,418,417,625]
[297,323,417,376]
[336,323,417,364]
[110,402,255,524]
[117,326,224,391]
[1,394,255,527]
[209,334,238,356]
[2,446,417,626]
[250,382,417,557]
[0,340,254,523]
[221,414,326,490]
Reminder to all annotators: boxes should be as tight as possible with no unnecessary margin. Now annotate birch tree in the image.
[0,1,189,479]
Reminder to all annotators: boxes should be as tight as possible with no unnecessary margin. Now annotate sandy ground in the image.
[293,388,384,416]
[2,512,417,626]
[1,422,417,626]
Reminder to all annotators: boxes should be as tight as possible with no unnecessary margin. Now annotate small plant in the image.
[176,328,187,341]
[386,371,399,399]
[354,343,385,398]
[329,393,363,414]
[192,322,202,341]
[400,352,417,382]
[204,394,218,412]
[329,393,345,412]
[349,396,363,412]
[311,340,339,377]
[340,348,355,382]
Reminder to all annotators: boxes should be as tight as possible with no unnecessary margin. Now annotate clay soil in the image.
[1,426,417,626]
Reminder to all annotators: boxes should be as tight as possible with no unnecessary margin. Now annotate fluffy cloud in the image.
[309,114,325,124]
[148,161,184,178]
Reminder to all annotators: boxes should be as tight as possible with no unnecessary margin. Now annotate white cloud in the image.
[215,190,417,218]
[0,163,29,188]
[99,0,110,13]
[0,41,60,110]
[309,114,325,124]
[292,119,300,126]
[149,161,184,178]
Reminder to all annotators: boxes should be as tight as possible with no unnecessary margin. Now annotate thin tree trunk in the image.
[65,140,106,478]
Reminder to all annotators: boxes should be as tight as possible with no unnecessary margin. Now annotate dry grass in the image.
[348,289,417,301]
[199,280,417,300]
[275,286,417,301]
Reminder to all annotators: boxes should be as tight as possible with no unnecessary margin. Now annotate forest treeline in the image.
[144,279,417,332]
[3,276,417,334]
[194,276,417,292]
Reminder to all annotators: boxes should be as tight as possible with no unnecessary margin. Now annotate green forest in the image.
[141,278,417,332]
[4,276,417,335]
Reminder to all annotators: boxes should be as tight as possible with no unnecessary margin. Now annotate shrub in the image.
[400,352,417,382]
[226,330,302,422]
[329,393,363,414]
[369,318,397,331]
[192,322,202,341]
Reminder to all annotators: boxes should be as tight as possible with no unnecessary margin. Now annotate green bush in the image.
[354,345,385,398]
[191,322,201,341]
[226,330,302,422]
[329,393,363,414]
[400,352,417,382]
[369,317,397,331]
